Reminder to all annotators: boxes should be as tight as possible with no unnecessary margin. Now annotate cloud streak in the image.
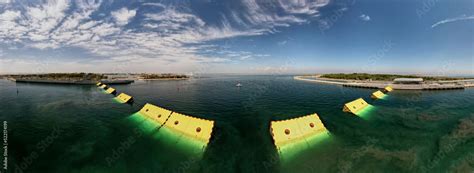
[431,14,474,28]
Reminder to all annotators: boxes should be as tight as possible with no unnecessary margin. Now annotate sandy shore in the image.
[293,76,353,85]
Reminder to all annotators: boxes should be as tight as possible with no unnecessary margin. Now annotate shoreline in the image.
[138,78,189,81]
[10,78,134,85]
[293,76,351,85]
[294,76,473,90]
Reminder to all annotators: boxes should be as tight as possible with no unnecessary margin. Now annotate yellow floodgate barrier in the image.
[384,86,393,92]
[343,98,369,114]
[371,90,385,99]
[137,103,215,146]
[105,87,116,94]
[139,103,172,125]
[133,103,215,156]
[270,113,327,150]
[99,84,107,89]
[115,93,133,103]
[165,112,214,145]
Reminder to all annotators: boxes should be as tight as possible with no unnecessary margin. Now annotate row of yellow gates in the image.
[342,86,393,114]
[96,82,394,159]
[96,82,214,152]
[270,86,393,158]
[97,82,133,103]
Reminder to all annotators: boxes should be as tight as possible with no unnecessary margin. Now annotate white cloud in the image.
[143,23,159,29]
[111,8,136,26]
[0,1,331,73]
[278,0,329,15]
[431,14,474,28]
[359,14,370,21]
[142,2,166,8]
[277,40,287,46]
[0,10,20,21]
[144,8,206,31]
[26,0,70,33]
[0,0,11,4]
[243,0,328,24]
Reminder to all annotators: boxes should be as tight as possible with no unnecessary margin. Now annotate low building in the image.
[393,78,423,84]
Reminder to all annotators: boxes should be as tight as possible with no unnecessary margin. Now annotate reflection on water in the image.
[0,75,473,173]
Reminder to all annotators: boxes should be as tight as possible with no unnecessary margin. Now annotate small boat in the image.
[236,83,242,87]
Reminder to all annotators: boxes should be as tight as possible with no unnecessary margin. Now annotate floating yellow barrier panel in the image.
[343,98,369,114]
[115,93,133,103]
[384,86,393,92]
[138,103,172,125]
[270,113,327,148]
[371,90,386,99]
[165,112,214,145]
[99,84,107,89]
[105,87,116,94]
[132,103,214,156]
[96,82,102,86]
[271,117,303,148]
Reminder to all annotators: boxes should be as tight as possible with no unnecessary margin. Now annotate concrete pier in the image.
[295,76,470,90]
[342,83,465,90]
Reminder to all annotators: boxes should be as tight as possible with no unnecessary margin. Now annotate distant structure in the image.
[393,78,423,84]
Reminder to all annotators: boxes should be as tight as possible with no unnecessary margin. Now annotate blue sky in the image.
[0,0,472,75]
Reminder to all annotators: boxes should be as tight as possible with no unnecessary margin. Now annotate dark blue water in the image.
[0,75,473,173]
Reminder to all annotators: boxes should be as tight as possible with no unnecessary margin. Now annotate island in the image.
[138,73,189,80]
[0,73,192,85]
[294,73,474,90]
[4,73,134,85]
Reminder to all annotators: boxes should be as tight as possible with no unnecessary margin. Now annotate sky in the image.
[0,0,473,75]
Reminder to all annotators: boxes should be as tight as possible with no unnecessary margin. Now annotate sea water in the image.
[0,75,473,173]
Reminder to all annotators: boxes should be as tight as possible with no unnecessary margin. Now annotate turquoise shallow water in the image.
[0,75,473,173]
